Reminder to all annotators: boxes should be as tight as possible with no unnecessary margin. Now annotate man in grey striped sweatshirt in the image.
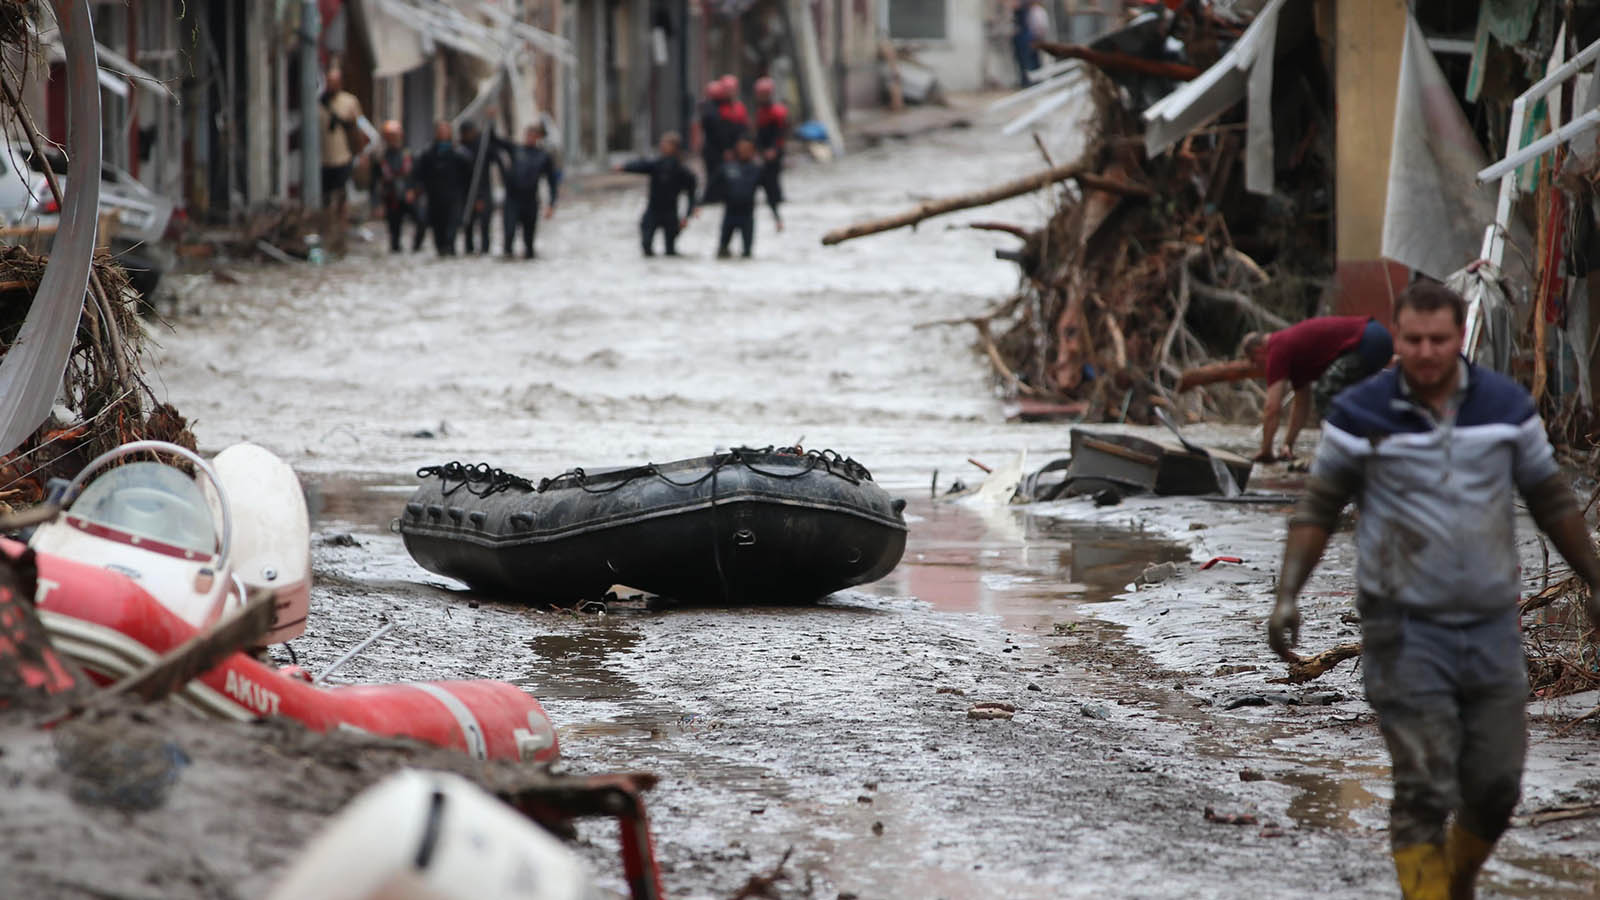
[1269,282,1600,899]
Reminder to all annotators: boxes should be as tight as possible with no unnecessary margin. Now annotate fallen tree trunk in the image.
[1271,642,1363,684]
[1033,40,1203,81]
[821,161,1087,245]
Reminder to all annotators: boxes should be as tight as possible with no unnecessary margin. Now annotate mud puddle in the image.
[871,496,1189,619]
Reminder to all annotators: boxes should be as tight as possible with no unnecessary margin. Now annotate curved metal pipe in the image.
[0,0,102,455]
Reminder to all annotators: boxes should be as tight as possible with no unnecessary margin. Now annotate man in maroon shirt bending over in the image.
[1239,316,1392,462]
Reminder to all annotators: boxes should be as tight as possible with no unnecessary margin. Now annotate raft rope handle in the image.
[416,447,874,496]
[707,462,735,604]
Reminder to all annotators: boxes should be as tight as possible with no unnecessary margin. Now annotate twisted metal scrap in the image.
[0,0,100,456]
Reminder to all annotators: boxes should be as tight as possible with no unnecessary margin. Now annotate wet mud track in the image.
[299,486,1399,899]
[128,118,1600,897]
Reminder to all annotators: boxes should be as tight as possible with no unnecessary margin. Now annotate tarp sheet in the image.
[1381,15,1499,281]
[350,0,428,77]
[41,34,176,100]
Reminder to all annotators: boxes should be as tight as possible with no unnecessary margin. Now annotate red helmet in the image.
[753,76,775,99]
[705,79,724,100]
[719,74,738,95]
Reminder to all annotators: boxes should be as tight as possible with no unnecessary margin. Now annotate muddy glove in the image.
[1267,594,1300,662]
[1269,521,1334,662]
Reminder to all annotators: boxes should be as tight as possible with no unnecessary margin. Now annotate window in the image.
[888,0,946,40]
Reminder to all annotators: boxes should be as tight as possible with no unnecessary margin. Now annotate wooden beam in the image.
[1033,40,1202,81]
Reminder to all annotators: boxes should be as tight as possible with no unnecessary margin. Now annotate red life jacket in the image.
[755,102,788,153]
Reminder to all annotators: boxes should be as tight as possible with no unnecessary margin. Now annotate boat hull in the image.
[399,450,909,605]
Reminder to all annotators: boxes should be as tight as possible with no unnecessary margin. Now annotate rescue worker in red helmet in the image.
[752,76,788,229]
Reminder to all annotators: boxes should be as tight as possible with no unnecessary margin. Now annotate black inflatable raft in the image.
[398,447,908,604]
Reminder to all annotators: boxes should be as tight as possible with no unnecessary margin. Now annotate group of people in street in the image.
[614,72,787,259]
[320,66,787,262]
[368,116,561,260]
[1254,286,1600,899]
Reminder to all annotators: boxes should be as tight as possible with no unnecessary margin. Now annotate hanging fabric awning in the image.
[40,31,177,101]
[349,0,429,77]
[367,0,572,68]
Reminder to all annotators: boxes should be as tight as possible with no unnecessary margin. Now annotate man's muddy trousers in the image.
[1359,597,1527,852]
[718,212,753,258]
[640,208,679,256]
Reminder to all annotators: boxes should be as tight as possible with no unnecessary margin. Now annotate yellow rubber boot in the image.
[1393,844,1450,900]
[1445,825,1495,900]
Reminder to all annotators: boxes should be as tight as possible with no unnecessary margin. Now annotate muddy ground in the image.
[5,120,1598,898]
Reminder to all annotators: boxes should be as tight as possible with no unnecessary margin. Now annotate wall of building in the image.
[889,0,988,95]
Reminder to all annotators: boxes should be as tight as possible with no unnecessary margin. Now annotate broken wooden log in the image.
[1514,801,1600,828]
[1271,642,1363,684]
[1075,171,1155,198]
[1033,40,1203,81]
[968,221,1035,240]
[821,161,1087,245]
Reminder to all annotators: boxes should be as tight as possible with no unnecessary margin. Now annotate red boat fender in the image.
[7,538,558,763]
[1199,556,1243,570]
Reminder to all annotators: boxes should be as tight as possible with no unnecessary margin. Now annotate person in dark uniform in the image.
[493,123,561,259]
[694,80,729,205]
[414,120,473,257]
[457,121,500,255]
[1012,1,1039,88]
[372,120,419,253]
[615,131,698,257]
[752,76,788,216]
[717,136,780,259]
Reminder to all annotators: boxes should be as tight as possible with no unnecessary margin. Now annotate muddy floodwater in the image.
[133,123,1600,897]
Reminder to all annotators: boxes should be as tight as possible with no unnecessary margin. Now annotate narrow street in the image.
[148,124,1599,899]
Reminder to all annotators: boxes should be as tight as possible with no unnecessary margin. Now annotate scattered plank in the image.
[1514,802,1600,828]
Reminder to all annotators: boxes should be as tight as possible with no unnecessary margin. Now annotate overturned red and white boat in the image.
[6,440,557,763]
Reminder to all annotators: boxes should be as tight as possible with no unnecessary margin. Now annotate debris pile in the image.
[1520,566,1600,702]
[0,253,193,506]
[824,8,1333,424]
[0,246,195,511]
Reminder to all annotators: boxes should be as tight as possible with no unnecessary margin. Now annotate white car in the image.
[0,139,175,297]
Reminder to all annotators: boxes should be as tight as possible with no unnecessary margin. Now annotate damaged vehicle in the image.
[0,137,175,299]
